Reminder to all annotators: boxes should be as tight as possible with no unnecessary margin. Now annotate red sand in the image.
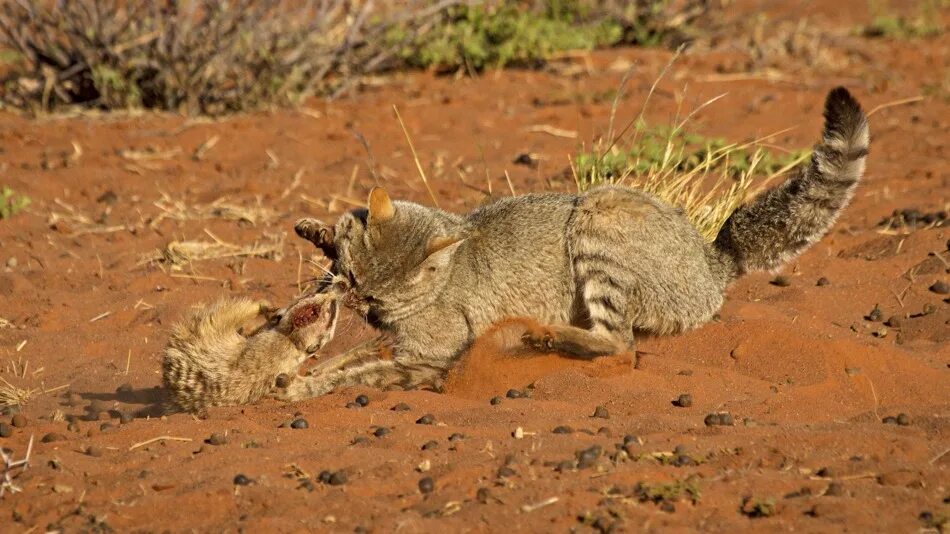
[0,2,947,532]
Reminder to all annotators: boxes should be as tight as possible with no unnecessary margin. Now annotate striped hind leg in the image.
[520,271,634,359]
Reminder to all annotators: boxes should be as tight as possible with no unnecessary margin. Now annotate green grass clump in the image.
[576,122,808,182]
[0,186,30,219]
[390,3,625,72]
[573,120,809,240]
[740,496,777,518]
[634,478,702,506]
[863,0,945,38]
[389,1,697,72]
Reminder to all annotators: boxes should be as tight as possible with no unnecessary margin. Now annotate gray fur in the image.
[295,87,870,393]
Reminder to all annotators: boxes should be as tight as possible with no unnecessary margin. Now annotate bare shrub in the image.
[0,0,380,114]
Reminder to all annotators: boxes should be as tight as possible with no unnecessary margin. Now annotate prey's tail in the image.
[712,87,869,278]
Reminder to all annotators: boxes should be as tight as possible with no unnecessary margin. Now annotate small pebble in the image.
[11,414,27,428]
[448,433,465,442]
[929,281,949,294]
[866,305,883,322]
[41,432,66,443]
[673,444,689,456]
[505,389,524,399]
[513,153,537,168]
[884,316,902,328]
[116,383,133,393]
[355,394,370,407]
[290,418,309,429]
[770,275,791,287]
[597,427,611,437]
[623,434,641,446]
[416,414,435,425]
[896,413,911,426]
[421,440,439,451]
[497,466,516,478]
[576,445,602,469]
[476,487,491,504]
[672,455,695,467]
[882,416,898,425]
[704,412,733,426]
[825,482,845,497]
[391,402,411,412]
[275,373,291,388]
[816,467,835,478]
[673,393,693,408]
[317,470,333,484]
[373,427,390,438]
[592,405,609,419]
[99,422,116,433]
[119,412,134,424]
[86,445,104,457]
[328,471,348,486]
[555,460,575,472]
[552,425,573,434]
[418,476,435,494]
[490,396,503,405]
[67,422,80,433]
[207,432,228,445]
[816,277,831,286]
[233,474,252,486]
[351,436,370,446]
[0,423,12,437]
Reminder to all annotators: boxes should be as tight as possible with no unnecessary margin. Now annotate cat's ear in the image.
[367,187,394,223]
[419,235,465,272]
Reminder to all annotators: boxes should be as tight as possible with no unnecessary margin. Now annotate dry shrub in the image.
[0,0,383,114]
[0,1,716,115]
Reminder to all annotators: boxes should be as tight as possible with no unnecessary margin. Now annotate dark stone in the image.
[41,432,67,443]
[418,476,435,494]
[233,474,252,486]
[290,418,309,429]
[673,393,693,408]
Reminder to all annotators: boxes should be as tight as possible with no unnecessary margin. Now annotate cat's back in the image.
[466,192,576,246]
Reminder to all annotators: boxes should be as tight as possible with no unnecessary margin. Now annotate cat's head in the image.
[297,188,466,327]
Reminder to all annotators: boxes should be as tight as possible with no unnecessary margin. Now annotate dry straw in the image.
[574,48,810,241]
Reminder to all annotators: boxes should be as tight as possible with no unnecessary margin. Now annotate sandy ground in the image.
[0,2,948,532]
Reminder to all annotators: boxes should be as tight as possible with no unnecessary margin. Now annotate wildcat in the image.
[293,87,869,394]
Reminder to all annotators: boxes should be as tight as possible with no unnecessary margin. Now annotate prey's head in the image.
[266,290,340,354]
[295,187,467,327]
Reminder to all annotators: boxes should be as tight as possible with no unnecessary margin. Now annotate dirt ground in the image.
[1,2,948,532]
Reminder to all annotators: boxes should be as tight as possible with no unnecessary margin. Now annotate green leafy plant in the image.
[740,496,777,518]
[0,186,30,219]
[634,477,702,506]
[863,0,945,39]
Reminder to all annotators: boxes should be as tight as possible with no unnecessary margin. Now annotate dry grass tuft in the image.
[140,232,285,267]
[573,52,809,240]
[47,198,129,237]
[0,375,37,408]
[151,193,276,228]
